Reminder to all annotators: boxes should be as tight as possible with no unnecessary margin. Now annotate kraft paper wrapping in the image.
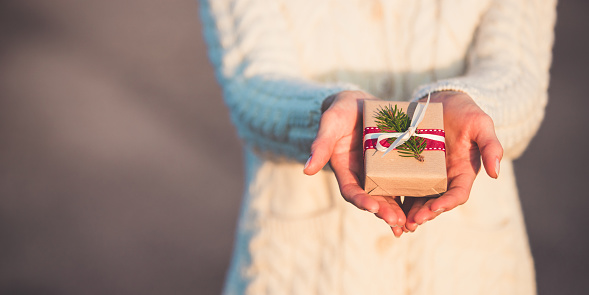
[363,100,447,197]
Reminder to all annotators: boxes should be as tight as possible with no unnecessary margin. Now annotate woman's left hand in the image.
[402,91,503,232]
[304,90,408,237]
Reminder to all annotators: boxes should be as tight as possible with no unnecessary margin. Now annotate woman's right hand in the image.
[303,90,407,237]
[401,91,503,233]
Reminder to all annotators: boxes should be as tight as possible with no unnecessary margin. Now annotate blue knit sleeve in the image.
[199,0,359,162]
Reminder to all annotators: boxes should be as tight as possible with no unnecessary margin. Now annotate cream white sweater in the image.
[200,0,556,294]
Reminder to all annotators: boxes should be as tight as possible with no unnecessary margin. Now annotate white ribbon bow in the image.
[364,93,445,157]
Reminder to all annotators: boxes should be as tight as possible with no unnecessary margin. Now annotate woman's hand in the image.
[402,91,503,232]
[304,90,502,237]
[303,90,407,237]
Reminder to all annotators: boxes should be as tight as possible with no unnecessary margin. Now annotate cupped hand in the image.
[304,90,503,237]
[303,90,407,237]
[403,91,503,232]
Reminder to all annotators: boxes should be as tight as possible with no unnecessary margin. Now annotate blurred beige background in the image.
[0,1,588,294]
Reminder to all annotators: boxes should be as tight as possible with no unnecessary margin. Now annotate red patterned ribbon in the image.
[363,127,446,152]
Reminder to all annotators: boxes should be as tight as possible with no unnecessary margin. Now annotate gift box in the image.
[363,99,447,197]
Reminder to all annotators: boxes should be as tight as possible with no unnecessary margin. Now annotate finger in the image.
[404,197,429,232]
[401,197,415,232]
[401,197,415,217]
[389,196,406,226]
[303,111,339,175]
[474,116,503,179]
[338,182,380,213]
[390,225,404,238]
[373,196,405,227]
[424,171,476,216]
[401,197,415,233]
[410,197,445,225]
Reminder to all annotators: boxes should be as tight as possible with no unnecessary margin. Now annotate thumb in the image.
[475,116,503,179]
[303,111,339,175]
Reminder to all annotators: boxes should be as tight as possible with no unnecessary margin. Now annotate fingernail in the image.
[495,158,500,178]
[433,208,445,214]
[304,154,312,170]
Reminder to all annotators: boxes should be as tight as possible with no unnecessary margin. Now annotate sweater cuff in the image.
[411,79,480,103]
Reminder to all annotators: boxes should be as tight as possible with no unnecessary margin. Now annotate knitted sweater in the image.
[200,0,556,294]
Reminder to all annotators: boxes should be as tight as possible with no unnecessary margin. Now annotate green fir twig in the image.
[373,104,427,162]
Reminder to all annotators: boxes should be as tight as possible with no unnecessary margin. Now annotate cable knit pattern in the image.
[200,0,555,294]
[411,0,557,158]
[200,0,359,162]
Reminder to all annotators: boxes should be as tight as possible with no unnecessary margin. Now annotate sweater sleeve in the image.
[199,0,359,162]
[411,0,557,159]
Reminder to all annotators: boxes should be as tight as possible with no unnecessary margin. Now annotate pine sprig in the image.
[374,104,410,133]
[373,104,427,162]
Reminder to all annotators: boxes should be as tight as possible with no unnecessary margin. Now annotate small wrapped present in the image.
[363,97,447,197]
